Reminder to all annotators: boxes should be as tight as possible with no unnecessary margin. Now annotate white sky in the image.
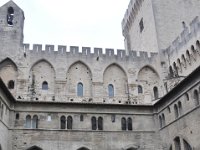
[0,0,130,50]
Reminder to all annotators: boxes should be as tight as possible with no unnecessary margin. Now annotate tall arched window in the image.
[67,116,73,129]
[174,137,181,150]
[159,115,162,128]
[183,139,192,150]
[91,116,97,130]
[138,85,143,94]
[77,82,83,97]
[177,59,182,72]
[42,81,48,90]
[185,93,189,101]
[178,101,182,116]
[153,86,159,99]
[60,116,66,129]
[98,117,103,130]
[173,62,178,76]
[32,115,38,129]
[174,104,179,119]
[108,84,114,97]
[162,114,165,127]
[193,90,199,106]
[169,66,174,77]
[8,80,15,89]
[7,7,14,26]
[186,50,191,64]
[127,117,132,130]
[25,115,31,128]
[121,117,126,131]
[182,55,186,68]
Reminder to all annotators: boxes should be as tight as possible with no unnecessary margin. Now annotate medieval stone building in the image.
[0,0,200,150]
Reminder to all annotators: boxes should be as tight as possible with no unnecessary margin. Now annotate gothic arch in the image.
[137,65,160,100]
[67,61,92,97]
[30,59,56,97]
[27,145,43,150]
[77,147,90,150]
[0,58,18,92]
[103,63,128,98]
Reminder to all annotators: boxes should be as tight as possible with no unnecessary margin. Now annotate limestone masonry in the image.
[0,0,200,150]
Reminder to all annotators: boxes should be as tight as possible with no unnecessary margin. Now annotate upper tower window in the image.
[139,18,144,33]
[7,7,14,26]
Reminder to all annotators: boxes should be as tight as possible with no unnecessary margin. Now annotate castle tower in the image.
[122,0,200,54]
[0,0,24,59]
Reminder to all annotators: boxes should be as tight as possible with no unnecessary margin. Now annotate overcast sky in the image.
[0,0,130,50]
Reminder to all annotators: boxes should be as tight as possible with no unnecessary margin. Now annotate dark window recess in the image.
[138,85,143,94]
[121,117,126,131]
[60,116,66,129]
[91,117,97,130]
[7,7,14,26]
[139,18,144,33]
[42,81,48,90]
[8,80,14,89]
[98,117,103,130]
[80,114,84,121]
[127,117,132,130]
[16,113,19,120]
[67,116,73,129]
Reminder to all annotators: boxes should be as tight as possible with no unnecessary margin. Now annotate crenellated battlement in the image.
[121,0,144,36]
[165,16,200,55]
[23,44,158,60]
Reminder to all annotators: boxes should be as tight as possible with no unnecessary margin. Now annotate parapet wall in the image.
[165,16,200,55]
[121,0,144,35]
[23,44,158,61]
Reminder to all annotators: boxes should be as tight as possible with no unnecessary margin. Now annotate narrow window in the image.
[177,59,182,72]
[174,104,179,119]
[127,117,132,130]
[185,93,189,101]
[32,115,38,129]
[108,84,114,97]
[42,81,48,90]
[98,117,103,130]
[25,115,31,128]
[1,105,3,119]
[178,101,182,116]
[139,18,144,33]
[80,114,84,122]
[153,86,159,99]
[193,90,199,106]
[16,113,19,120]
[174,137,181,150]
[183,139,192,150]
[138,85,143,94]
[162,114,165,126]
[8,80,15,89]
[169,145,172,150]
[169,66,174,78]
[91,116,97,130]
[182,55,186,68]
[60,116,66,129]
[173,62,178,76]
[121,117,126,131]
[7,7,14,26]
[77,82,83,97]
[159,115,162,128]
[67,116,73,129]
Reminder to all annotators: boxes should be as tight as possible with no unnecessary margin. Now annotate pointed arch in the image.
[30,59,55,96]
[67,61,92,97]
[103,63,127,98]
[77,147,90,150]
[27,145,43,150]
[137,65,159,80]
[0,58,18,91]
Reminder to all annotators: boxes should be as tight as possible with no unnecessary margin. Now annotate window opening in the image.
[108,84,114,97]
[7,7,14,26]
[77,82,83,97]
[42,81,48,90]
[8,80,15,89]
